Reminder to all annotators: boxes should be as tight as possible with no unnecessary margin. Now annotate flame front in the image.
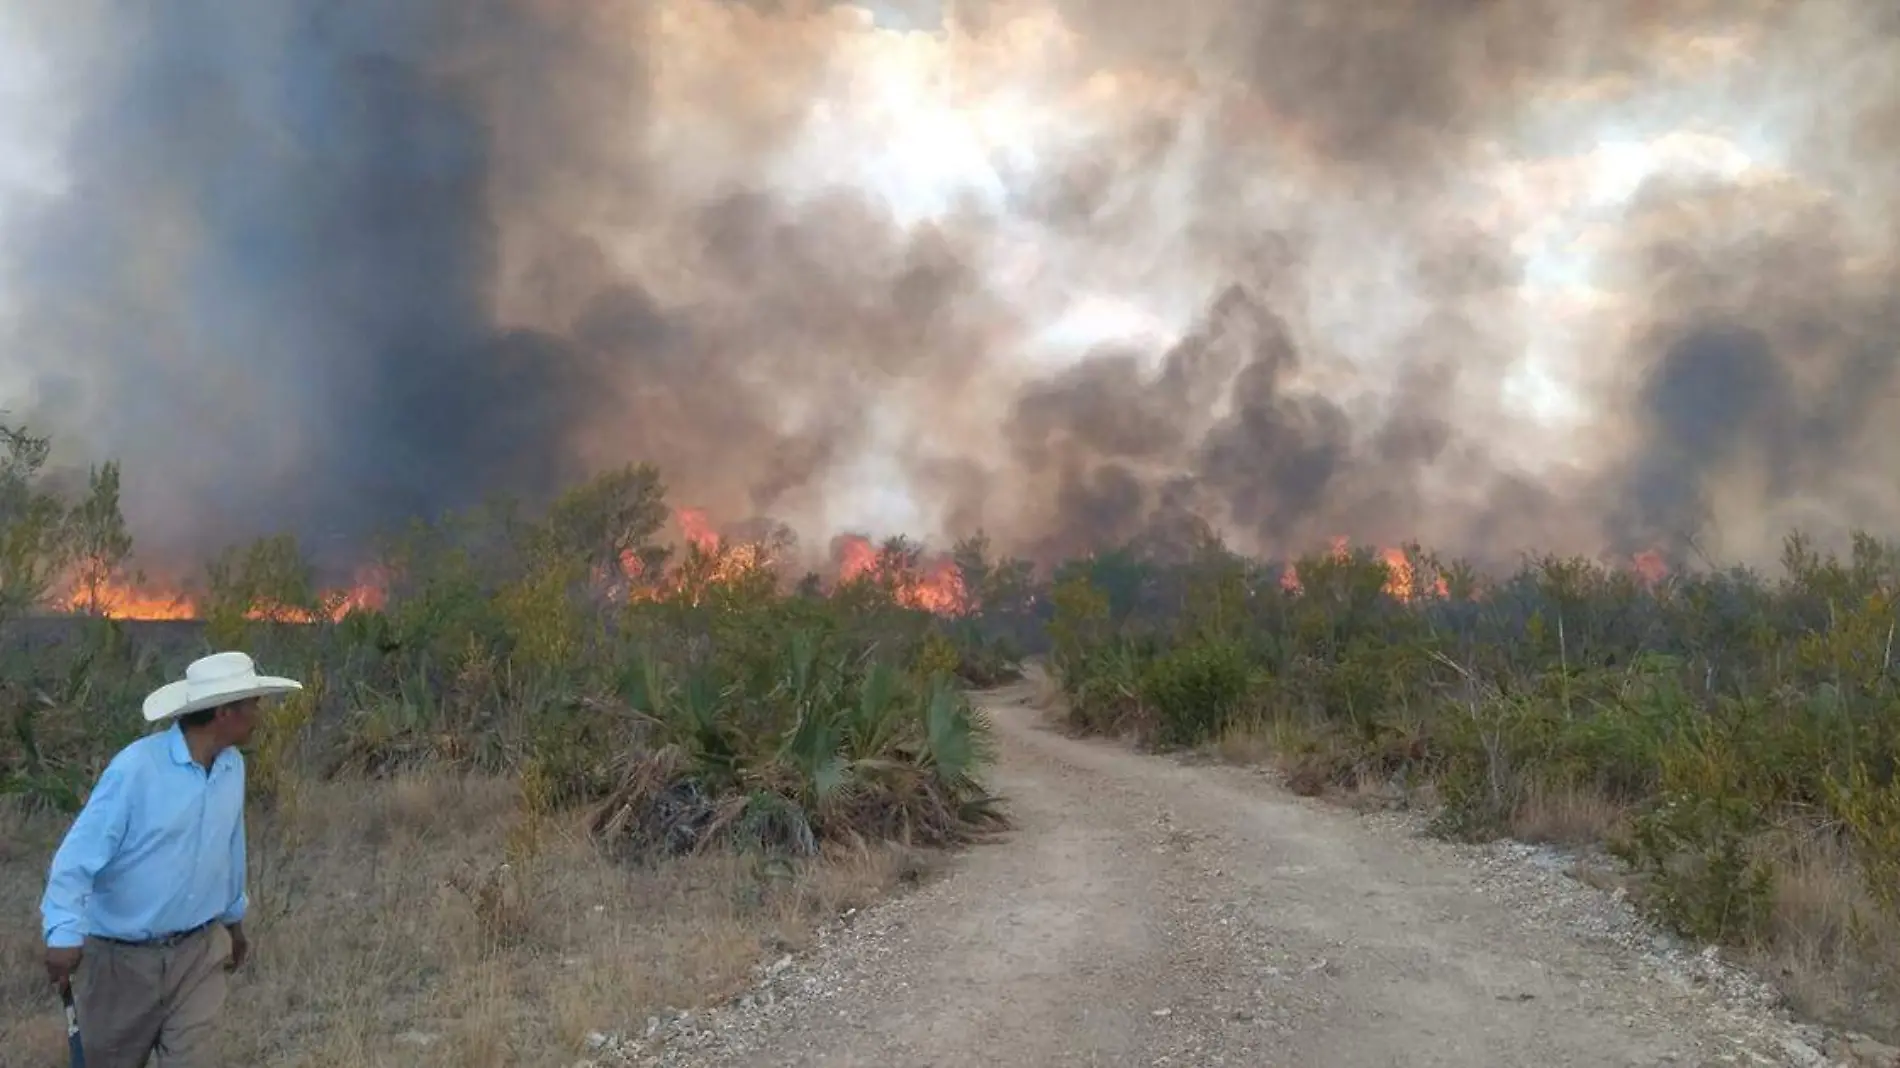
[663,507,774,605]
[1279,538,1671,600]
[1278,538,1446,601]
[54,526,1673,622]
[1630,549,1668,586]
[60,581,198,621]
[675,507,721,554]
[658,509,970,615]
[834,535,971,616]
[51,509,977,622]
[55,568,389,623]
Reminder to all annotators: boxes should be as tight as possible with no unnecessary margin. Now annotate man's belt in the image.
[92,919,214,949]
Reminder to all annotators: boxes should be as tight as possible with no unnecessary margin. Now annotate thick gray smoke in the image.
[2,0,1898,579]
[3,2,636,566]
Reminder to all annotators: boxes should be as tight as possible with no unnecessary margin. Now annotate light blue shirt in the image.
[40,724,248,948]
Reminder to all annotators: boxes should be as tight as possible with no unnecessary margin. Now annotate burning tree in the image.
[62,462,136,618]
[1,425,1014,881]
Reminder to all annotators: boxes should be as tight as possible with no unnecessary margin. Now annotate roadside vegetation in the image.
[1046,526,1900,1037]
[0,422,1023,1066]
[8,406,1900,1054]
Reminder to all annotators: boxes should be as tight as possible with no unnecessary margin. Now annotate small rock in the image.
[395,1031,441,1048]
[1778,1036,1828,1068]
[1152,1008,1173,1018]
[1839,1038,1900,1067]
[584,1032,611,1051]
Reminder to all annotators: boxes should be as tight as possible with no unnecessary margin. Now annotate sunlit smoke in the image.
[2,0,1898,584]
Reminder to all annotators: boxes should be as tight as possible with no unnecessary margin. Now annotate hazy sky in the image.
[0,1,1888,576]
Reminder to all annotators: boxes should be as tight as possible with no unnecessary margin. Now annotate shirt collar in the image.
[166,723,236,775]
[167,723,195,766]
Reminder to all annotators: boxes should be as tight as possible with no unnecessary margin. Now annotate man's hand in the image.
[44,945,81,992]
[224,924,248,972]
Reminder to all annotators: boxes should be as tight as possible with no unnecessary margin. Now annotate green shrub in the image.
[1047,526,1900,973]
[1140,638,1253,748]
[589,633,1003,858]
[1614,791,1774,944]
[0,423,1014,869]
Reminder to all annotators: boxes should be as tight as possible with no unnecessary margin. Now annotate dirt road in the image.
[648,677,1844,1067]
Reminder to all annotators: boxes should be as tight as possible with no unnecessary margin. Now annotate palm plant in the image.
[590,629,1005,858]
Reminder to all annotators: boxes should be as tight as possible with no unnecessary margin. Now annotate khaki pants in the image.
[73,925,229,1068]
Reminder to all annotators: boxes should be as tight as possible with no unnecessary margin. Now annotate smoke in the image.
[1,0,1897,577]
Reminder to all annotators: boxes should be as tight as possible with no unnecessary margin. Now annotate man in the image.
[41,650,303,1068]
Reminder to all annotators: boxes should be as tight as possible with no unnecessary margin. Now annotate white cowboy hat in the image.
[142,651,304,723]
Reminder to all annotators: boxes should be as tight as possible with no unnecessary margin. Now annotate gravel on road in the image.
[584,679,1899,1068]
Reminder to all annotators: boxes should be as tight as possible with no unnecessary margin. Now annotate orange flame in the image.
[59,510,980,622]
[675,507,721,554]
[657,507,775,606]
[1277,538,1447,602]
[657,511,968,616]
[834,534,970,616]
[1377,546,1449,601]
[59,581,198,621]
[54,566,388,623]
[1630,549,1668,586]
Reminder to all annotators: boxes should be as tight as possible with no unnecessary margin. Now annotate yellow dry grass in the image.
[0,776,923,1066]
[1023,660,1065,715]
[1509,783,1628,847]
[1753,828,1900,1036]
[1211,718,1280,768]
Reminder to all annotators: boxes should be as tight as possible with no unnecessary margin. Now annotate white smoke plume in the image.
[1,0,1896,575]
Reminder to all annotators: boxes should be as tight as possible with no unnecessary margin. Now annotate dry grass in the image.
[1214,717,1346,800]
[0,776,926,1067]
[1212,718,1280,767]
[1023,661,1065,716]
[1204,713,1900,1042]
[1509,784,1628,847]
[1748,829,1900,1039]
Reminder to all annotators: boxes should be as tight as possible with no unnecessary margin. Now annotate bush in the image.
[1140,638,1252,748]
[16,408,1900,1030]
[1047,526,1900,1003]
[0,422,1013,872]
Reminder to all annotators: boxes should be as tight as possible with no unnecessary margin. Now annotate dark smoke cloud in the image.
[3,0,1899,580]
[4,2,637,567]
[1591,163,1900,560]
[972,0,1900,569]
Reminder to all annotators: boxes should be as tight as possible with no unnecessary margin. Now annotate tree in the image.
[952,533,994,607]
[543,465,671,591]
[0,422,73,627]
[203,534,322,646]
[65,462,136,616]
[1047,572,1110,677]
[952,531,1036,621]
